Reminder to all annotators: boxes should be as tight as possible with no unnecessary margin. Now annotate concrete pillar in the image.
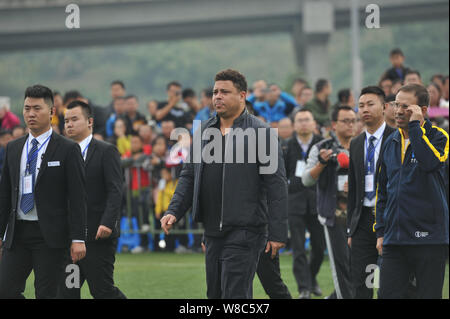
[292,1,334,85]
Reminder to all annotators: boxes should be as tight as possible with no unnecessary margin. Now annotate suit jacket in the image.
[84,138,123,241]
[0,132,87,249]
[285,134,323,216]
[347,124,395,237]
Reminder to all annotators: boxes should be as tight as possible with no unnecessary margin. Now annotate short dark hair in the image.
[390,48,404,57]
[405,69,421,79]
[337,88,352,104]
[125,94,138,101]
[63,90,83,105]
[24,84,54,107]
[182,88,196,99]
[385,94,396,103]
[331,105,355,122]
[360,86,386,104]
[202,87,213,99]
[293,78,307,85]
[66,100,93,119]
[293,108,314,119]
[111,80,125,89]
[214,69,247,92]
[430,74,444,84]
[398,84,430,107]
[315,79,329,93]
[167,81,182,90]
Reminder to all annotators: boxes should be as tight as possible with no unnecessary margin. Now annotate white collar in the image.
[78,134,93,151]
[365,122,386,141]
[28,127,52,145]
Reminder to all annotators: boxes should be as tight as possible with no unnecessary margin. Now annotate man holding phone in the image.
[375,84,449,299]
[155,81,191,128]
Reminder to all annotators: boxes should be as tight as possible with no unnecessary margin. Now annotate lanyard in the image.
[82,141,91,159]
[365,135,382,172]
[26,135,51,174]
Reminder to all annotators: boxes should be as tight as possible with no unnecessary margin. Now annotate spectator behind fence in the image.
[303,79,333,127]
[335,89,355,109]
[383,48,410,82]
[441,76,449,108]
[391,79,403,95]
[347,86,395,299]
[247,83,297,124]
[12,126,26,140]
[404,70,423,86]
[50,91,65,134]
[0,84,86,299]
[428,82,442,107]
[302,106,356,299]
[375,84,449,299]
[106,97,127,138]
[122,134,152,253]
[107,80,126,115]
[285,109,325,299]
[108,117,131,156]
[291,78,308,100]
[0,97,21,131]
[124,95,146,134]
[155,81,191,128]
[161,69,288,299]
[60,100,126,299]
[0,129,13,175]
[378,77,393,98]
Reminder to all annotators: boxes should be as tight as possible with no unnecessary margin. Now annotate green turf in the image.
[23,252,449,299]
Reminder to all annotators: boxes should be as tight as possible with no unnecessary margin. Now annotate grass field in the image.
[23,251,449,299]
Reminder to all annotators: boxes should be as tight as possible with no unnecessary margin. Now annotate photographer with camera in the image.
[301,106,356,299]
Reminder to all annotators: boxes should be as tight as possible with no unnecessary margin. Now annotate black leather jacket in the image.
[164,109,288,243]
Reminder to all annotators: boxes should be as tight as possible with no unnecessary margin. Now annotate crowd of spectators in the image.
[0,48,448,258]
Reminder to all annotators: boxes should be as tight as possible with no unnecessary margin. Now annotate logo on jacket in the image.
[415,231,429,238]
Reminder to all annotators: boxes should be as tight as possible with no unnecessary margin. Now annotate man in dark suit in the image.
[59,100,126,299]
[0,85,87,299]
[285,109,325,299]
[347,86,395,299]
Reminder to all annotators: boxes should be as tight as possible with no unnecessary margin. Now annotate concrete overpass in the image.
[0,0,448,83]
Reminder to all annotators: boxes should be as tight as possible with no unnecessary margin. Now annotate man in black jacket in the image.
[161,69,288,299]
[59,100,126,299]
[285,109,325,299]
[347,86,395,299]
[0,85,87,299]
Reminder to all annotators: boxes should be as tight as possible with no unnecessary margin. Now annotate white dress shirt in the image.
[78,134,93,161]
[363,122,386,207]
[17,128,53,221]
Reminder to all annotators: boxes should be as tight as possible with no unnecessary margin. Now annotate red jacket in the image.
[1,111,21,130]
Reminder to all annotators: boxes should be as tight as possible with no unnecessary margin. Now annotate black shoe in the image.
[312,283,323,297]
[298,291,311,299]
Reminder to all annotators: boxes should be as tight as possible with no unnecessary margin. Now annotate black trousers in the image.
[324,216,353,299]
[350,207,379,299]
[0,220,66,299]
[256,249,292,299]
[289,213,325,293]
[58,238,126,299]
[379,244,448,299]
[204,229,266,299]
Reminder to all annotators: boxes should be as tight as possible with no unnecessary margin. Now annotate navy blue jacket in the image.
[374,119,449,245]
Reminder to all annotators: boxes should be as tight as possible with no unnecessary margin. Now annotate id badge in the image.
[365,174,374,192]
[23,174,33,194]
[295,160,306,178]
[338,175,348,191]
